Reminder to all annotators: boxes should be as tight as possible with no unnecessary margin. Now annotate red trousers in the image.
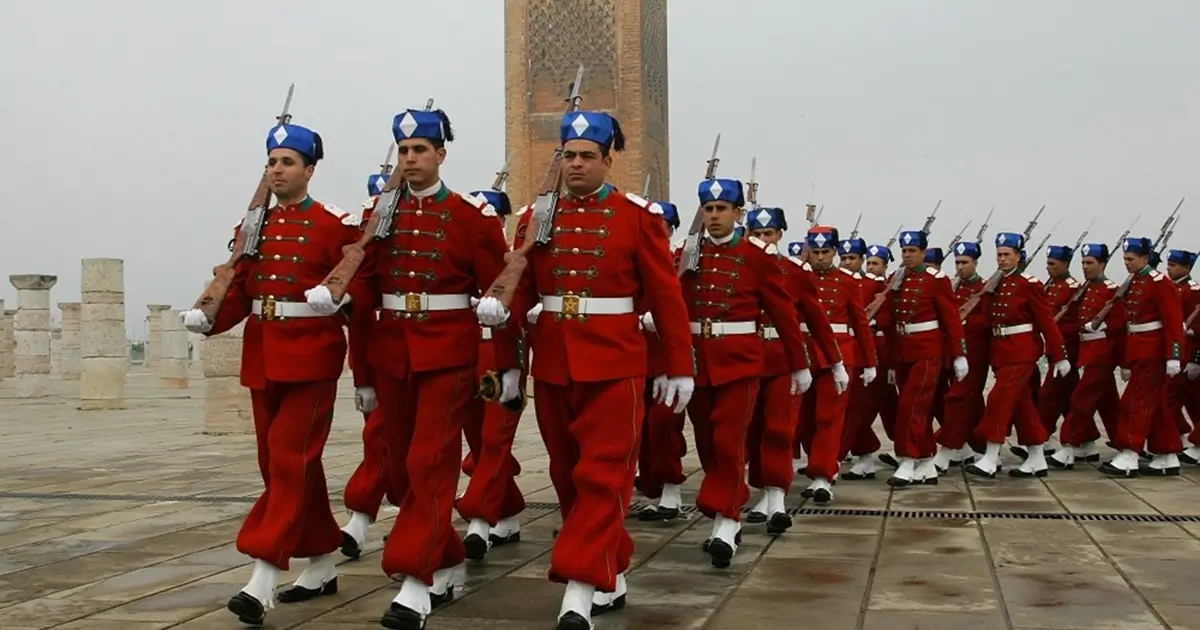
[796,369,849,479]
[637,381,688,497]
[936,353,989,451]
[1060,365,1120,446]
[534,378,640,592]
[842,373,899,457]
[747,373,800,490]
[893,359,941,458]
[931,370,949,428]
[840,374,872,459]
[1114,359,1180,454]
[976,363,1047,446]
[378,367,472,585]
[688,377,759,521]
[458,395,526,524]
[1038,366,1079,435]
[1164,373,1200,437]
[344,410,401,519]
[238,380,342,570]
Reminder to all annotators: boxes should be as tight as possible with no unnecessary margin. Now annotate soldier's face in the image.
[1080,257,1103,280]
[397,139,445,189]
[1046,258,1068,277]
[266,148,314,200]
[900,246,923,269]
[996,247,1020,271]
[1166,260,1191,281]
[810,247,835,270]
[701,201,739,238]
[865,258,887,276]
[562,139,611,194]
[954,255,976,278]
[840,253,862,272]
[1123,252,1147,274]
[749,227,781,245]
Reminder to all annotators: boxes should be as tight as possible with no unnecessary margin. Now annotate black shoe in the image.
[1047,457,1074,470]
[1008,468,1048,479]
[341,531,362,559]
[430,585,455,609]
[708,538,734,568]
[463,533,489,561]
[878,453,900,468]
[964,464,997,479]
[1138,465,1180,477]
[800,487,815,498]
[1009,446,1028,459]
[278,577,337,603]
[842,470,876,480]
[1099,462,1138,478]
[701,530,741,553]
[918,475,939,485]
[813,487,833,503]
[227,592,266,626]
[556,611,592,629]
[1181,451,1200,466]
[489,530,521,547]
[591,593,626,616]
[745,509,768,523]
[887,475,911,487]
[766,512,793,534]
[380,602,425,629]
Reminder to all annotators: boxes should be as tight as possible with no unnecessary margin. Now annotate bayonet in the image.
[641,172,651,198]
[805,204,818,227]
[380,143,395,175]
[947,219,971,251]
[746,157,758,209]
[973,206,994,242]
[1025,204,1046,241]
[849,213,862,240]
[679,132,723,275]
[920,199,941,234]
[814,204,824,224]
[278,83,295,125]
[703,134,722,180]
[885,224,902,249]
[490,151,514,192]
[1072,217,1096,249]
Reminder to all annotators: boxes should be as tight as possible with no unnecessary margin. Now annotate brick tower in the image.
[504,0,669,228]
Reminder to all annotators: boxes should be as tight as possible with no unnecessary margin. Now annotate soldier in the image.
[843,243,898,479]
[180,121,368,624]
[743,208,839,524]
[933,240,989,470]
[966,232,1070,478]
[1049,243,1123,468]
[1034,244,1082,454]
[680,182,808,567]
[880,230,968,485]
[924,247,946,267]
[921,246,950,427]
[475,110,694,629]
[1162,249,1200,447]
[794,226,871,502]
[456,188,527,560]
[330,106,522,627]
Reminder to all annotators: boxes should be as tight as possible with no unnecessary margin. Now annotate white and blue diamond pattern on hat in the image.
[696,178,744,206]
[814,233,827,247]
[1082,244,1092,256]
[956,243,967,255]
[570,114,589,137]
[902,233,913,245]
[272,125,288,145]
[709,180,724,199]
[397,112,418,138]
[366,173,387,196]
[392,109,445,142]
[265,123,318,159]
[754,208,773,227]
[841,241,851,253]
[559,110,616,148]
[788,242,804,256]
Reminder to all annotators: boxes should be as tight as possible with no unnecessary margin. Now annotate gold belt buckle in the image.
[561,294,580,316]
[992,326,1003,336]
[261,296,277,320]
[700,318,714,339]
[404,293,423,313]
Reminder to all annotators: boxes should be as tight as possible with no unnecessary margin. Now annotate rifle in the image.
[319,97,437,301]
[958,204,1044,319]
[676,134,722,276]
[1054,214,1141,321]
[1085,199,1183,328]
[863,200,940,319]
[380,143,395,175]
[886,224,902,248]
[746,158,758,209]
[947,219,971,253]
[641,172,651,198]
[805,204,818,227]
[192,84,295,321]
[848,213,863,240]
[491,151,514,192]
[814,205,825,224]
[975,207,995,243]
[1021,219,1060,273]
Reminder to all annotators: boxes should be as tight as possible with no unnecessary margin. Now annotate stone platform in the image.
[0,369,1198,629]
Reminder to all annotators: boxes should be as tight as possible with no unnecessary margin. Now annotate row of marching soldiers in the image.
[176,97,1199,630]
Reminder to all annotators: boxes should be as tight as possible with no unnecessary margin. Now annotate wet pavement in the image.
[1,367,1198,629]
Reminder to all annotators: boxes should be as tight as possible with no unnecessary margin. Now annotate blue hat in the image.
[787,241,805,256]
[953,241,982,259]
[733,224,746,237]
[1123,237,1152,256]
[839,238,867,256]
[366,173,388,196]
[924,247,946,265]
[1079,243,1110,262]
[393,109,448,142]
[995,232,1025,250]
[1046,245,1074,262]
[866,244,893,262]
[697,178,745,207]
[266,123,319,160]
[650,201,680,230]
[748,207,787,231]
[1168,249,1197,267]
[471,190,512,217]
[806,226,839,250]
[898,230,928,250]
[561,111,617,149]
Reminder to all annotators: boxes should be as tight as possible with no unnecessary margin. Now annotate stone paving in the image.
[1,368,1199,629]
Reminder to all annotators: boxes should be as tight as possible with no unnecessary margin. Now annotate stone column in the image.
[203,320,252,434]
[8,275,57,398]
[58,302,82,380]
[157,307,189,388]
[145,304,172,368]
[1,309,14,378]
[189,332,203,363]
[80,259,127,410]
[50,329,62,376]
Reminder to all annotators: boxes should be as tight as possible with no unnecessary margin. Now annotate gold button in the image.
[273,254,281,261]
[408,271,416,278]
[414,230,421,236]
[277,218,285,223]
[575,227,582,233]
[298,236,306,243]
[572,247,580,254]
[269,274,277,280]
[416,210,423,216]
[275,235,282,240]
[411,250,418,255]
[569,270,577,276]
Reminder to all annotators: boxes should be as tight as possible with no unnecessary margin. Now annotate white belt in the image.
[381,293,471,313]
[800,322,852,335]
[1079,330,1107,342]
[480,327,492,340]
[898,320,939,334]
[251,298,330,319]
[541,295,634,315]
[760,326,779,340]
[1128,321,1163,334]
[690,320,757,337]
[993,323,1034,337]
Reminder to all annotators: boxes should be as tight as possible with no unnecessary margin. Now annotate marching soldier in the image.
[921,246,950,426]
[181,121,368,624]
[1162,249,1199,445]
[1049,243,1123,468]
[475,110,694,629]
[1035,244,1082,453]
[966,232,1069,478]
[1089,236,1185,477]
[933,241,989,470]
[680,180,808,567]
[843,243,899,478]
[838,236,875,469]
[924,247,946,267]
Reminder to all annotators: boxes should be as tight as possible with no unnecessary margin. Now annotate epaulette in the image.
[1065,278,1080,288]
[626,192,660,214]
[925,267,946,279]
[747,235,768,250]
[865,272,882,281]
[460,191,497,217]
[1189,279,1199,290]
[786,256,813,271]
[838,267,856,277]
[1021,272,1041,284]
[325,203,360,227]
[1150,270,1165,282]
[764,243,779,255]
[1103,279,1118,289]
[361,196,378,211]
[515,204,532,217]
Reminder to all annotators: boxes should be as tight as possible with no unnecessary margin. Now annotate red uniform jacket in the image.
[1075,277,1124,367]
[862,272,891,367]
[353,183,519,380]
[681,233,807,387]
[759,256,840,375]
[883,265,967,364]
[811,266,876,368]
[986,271,1067,366]
[953,274,989,363]
[1122,267,1185,363]
[641,234,683,378]
[1169,276,1200,364]
[509,187,692,385]
[210,196,370,389]
[1044,274,1081,363]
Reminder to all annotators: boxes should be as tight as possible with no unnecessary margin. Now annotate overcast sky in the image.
[1,1,1196,338]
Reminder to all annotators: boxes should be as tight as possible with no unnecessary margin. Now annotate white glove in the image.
[953,356,969,382]
[1053,359,1071,378]
[499,369,523,402]
[476,296,511,326]
[887,369,896,385]
[354,386,378,413]
[1119,368,1131,382]
[470,296,480,308]
[304,285,350,314]
[791,369,813,394]
[831,361,850,394]
[861,367,877,386]
[1083,320,1107,333]
[526,302,543,325]
[180,309,213,334]
[651,374,669,402]
[1166,359,1181,378]
[663,376,695,413]
[641,312,657,333]
[1186,362,1200,380]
